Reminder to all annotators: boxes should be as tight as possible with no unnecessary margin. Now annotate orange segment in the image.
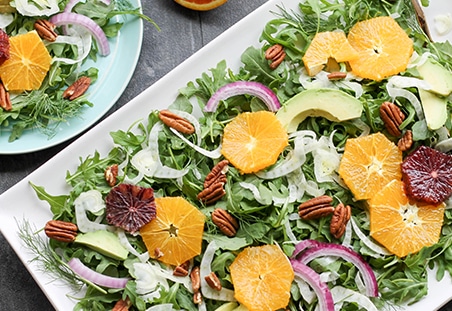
[0,30,51,91]
[230,244,294,311]
[140,197,205,266]
[302,31,359,76]
[174,0,227,11]
[338,132,402,201]
[348,16,414,81]
[221,111,288,174]
[369,180,445,257]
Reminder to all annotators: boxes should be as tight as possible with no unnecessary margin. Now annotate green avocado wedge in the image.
[417,58,452,97]
[276,88,363,133]
[75,230,129,261]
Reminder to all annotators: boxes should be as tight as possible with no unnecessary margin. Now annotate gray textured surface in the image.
[0,0,451,310]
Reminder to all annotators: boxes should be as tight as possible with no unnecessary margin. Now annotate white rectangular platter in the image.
[1,0,451,310]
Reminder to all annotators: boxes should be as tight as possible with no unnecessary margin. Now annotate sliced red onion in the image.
[68,257,129,288]
[291,260,335,311]
[292,240,378,297]
[204,81,281,112]
[50,12,110,56]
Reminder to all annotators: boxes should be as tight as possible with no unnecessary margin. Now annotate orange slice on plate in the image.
[221,111,288,174]
[140,196,205,266]
[174,0,227,11]
[369,179,445,257]
[302,31,359,76]
[0,30,51,91]
[230,244,294,311]
[347,16,414,81]
[338,132,402,201]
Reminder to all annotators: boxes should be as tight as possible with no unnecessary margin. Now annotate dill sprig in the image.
[16,219,84,290]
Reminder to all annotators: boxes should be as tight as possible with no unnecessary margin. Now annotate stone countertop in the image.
[0,0,451,310]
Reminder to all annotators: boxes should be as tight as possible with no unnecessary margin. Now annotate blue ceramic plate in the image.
[0,0,143,154]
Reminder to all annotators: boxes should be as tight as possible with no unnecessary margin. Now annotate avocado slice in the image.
[214,302,239,311]
[276,88,363,133]
[75,230,129,261]
[419,89,448,130]
[417,58,452,96]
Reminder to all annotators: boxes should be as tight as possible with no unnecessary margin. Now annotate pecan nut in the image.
[190,266,202,304]
[190,266,201,292]
[159,109,195,135]
[329,203,351,239]
[105,164,119,187]
[298,195,335,220]
[34,19,57,42]
[173,260,190,277]
[265,44,286,69]
[204,160,229,188]
[379,101,405,137]
[327,71,347,80]
[112,298,131,311]
[0,81,11,111]
[44,220,78,243]
[398,130,413,152]
[204,271,222,291]
[63,76,91,101]
[197,161,229,205]
[211,208,239,237]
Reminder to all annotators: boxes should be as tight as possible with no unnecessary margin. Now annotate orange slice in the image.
[174,0,227,11]
[0,30,51,91]
[369,179,445,257]
[338,132,402,201]
[347,16,414,81]
[140,197,205,266]
[221,111,288,174]
[230,244,294,311]
[302,31,359,76]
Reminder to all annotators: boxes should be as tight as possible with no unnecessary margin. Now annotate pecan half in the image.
[211,208,239,237]
[398,130,413,152]
[197,161,229,205]
[63,76,91,101]
[44,220,78,243]
[159,109,195,135]
[34,19,57,42]
[204,160,229,188]
[204,271,222,291]
[105,164,119,187]
[380,101,405,137]
[112,298,131,311]
[298,195,335,220]
[329,203,351,239]
[190,266,201,292]
[265,44,286,69]
[173,260,190,277]
[327,71,347,80]
[0,81,11,111]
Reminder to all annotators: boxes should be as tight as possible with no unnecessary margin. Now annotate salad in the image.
[18,0,452,310]
[0,0,154,142]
